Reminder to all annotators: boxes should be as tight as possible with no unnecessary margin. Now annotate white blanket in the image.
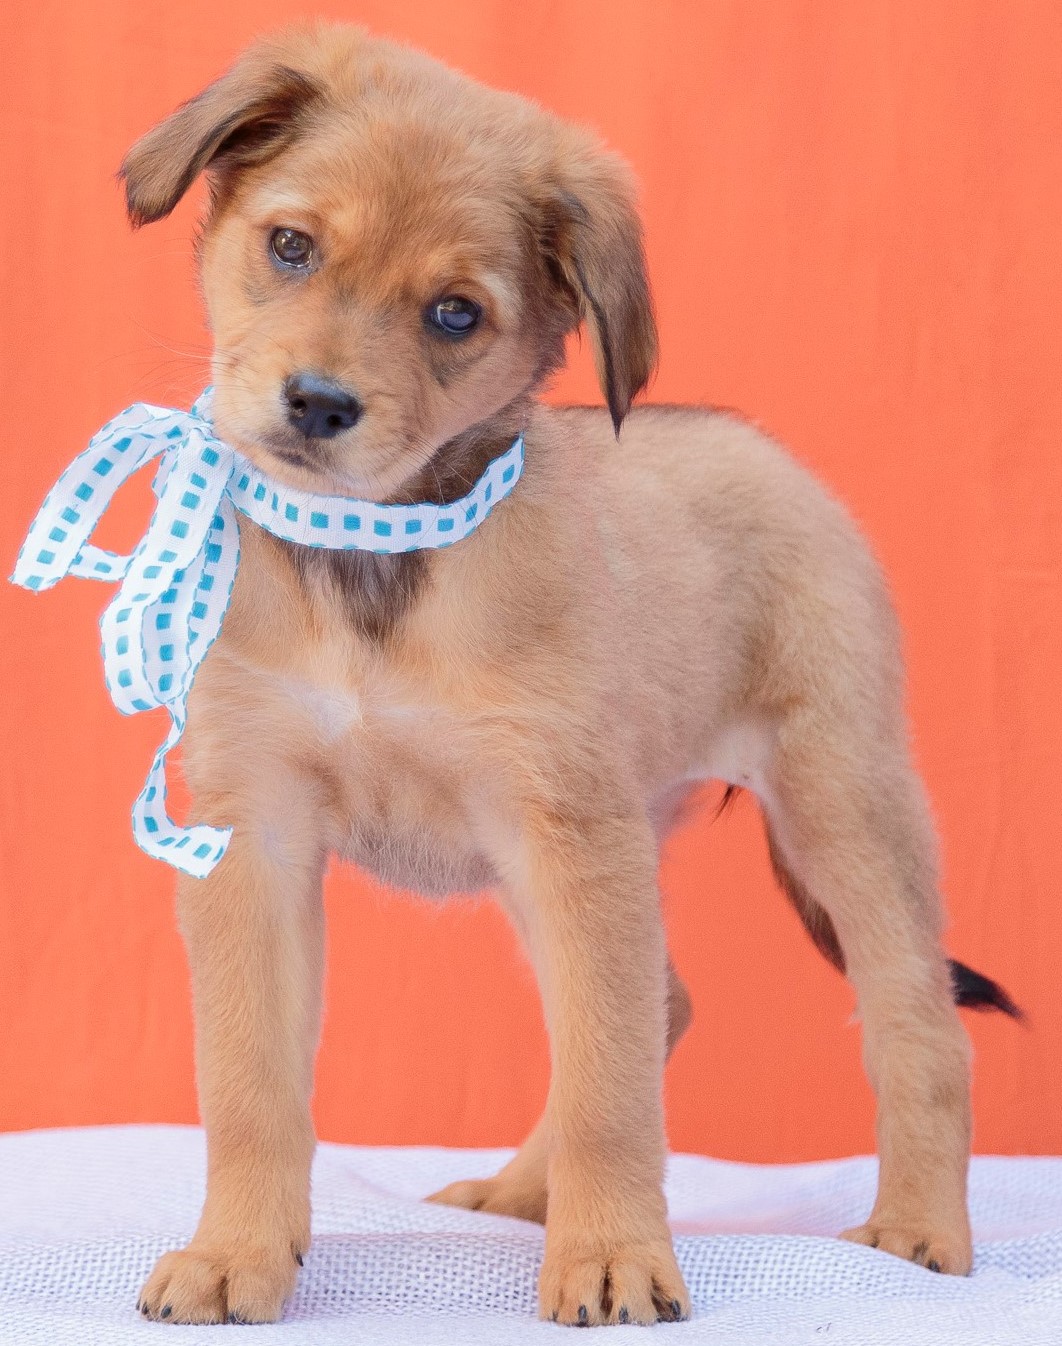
[1,1126,1060,1344]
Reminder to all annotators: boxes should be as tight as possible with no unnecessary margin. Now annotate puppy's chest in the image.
[280,663,495,898]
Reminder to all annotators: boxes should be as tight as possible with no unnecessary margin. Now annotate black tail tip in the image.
[949,959,1024,1022]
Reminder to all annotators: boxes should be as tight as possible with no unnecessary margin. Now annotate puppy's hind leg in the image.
[763,710,974,1274]
[426,959,692,1224]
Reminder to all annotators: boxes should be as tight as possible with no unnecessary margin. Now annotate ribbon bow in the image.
[11,390,524,878]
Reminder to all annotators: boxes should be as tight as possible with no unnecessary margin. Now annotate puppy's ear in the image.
[541,145,657,435]
[119,57,320,228]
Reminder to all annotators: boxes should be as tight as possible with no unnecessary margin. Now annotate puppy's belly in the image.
[338,819,496,898]
[696,717,778,802]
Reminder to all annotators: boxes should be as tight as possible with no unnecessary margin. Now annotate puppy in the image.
[119,24,1017,1326]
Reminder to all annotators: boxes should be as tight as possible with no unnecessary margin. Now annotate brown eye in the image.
[428,296,482,336]
[270,227,313,268]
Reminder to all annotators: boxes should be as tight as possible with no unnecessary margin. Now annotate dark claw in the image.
[927,1259,941,1273]
[295,1251,304,1267]
[135,1301,141,1313]
[670,1299,684,1321]
[141,1304,150,1317]
[228,1311,247,1325]
[551,1310,558,1322]
[577,1304,589,1325]
[912,1241,929,1264]
[160,1305,172,1319]
[618,1306,629,1324]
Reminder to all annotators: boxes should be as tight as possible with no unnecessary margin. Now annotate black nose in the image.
[284,373,361,439]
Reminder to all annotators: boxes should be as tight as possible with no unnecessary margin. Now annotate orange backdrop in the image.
[2,0,1060,1162]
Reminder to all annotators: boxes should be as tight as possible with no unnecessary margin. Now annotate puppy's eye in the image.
[270,227,314,268]
[429,297,482,336]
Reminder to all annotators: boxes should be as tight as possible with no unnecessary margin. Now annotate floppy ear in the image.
[118,56,321,228]
[541,146,658,435]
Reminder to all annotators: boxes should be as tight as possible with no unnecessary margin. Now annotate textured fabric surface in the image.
[1,1126,1060,1344]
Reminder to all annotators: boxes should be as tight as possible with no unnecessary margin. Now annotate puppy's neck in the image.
[400,395,532,506]
[281,396,534,643]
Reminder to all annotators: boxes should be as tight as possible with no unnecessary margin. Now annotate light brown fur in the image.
[123,24,977,1326]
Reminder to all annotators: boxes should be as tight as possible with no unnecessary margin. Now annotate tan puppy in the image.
[120,24,1018,1327]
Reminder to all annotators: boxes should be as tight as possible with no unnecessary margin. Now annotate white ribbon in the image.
[11,390,524,878]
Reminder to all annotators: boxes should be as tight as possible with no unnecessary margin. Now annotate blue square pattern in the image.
[373,520,392,537]
[285,503,299,523]
[344,514,361,531]
[181,491,200,510]
[75,483,94,502]
[311,511,328,529]
[404,518,422,535]
[438,517,454,533]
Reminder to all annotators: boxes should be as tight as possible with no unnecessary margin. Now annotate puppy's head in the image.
[121,25,656,497]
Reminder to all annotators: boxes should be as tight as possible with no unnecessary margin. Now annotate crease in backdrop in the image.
[0,0,1059,1160]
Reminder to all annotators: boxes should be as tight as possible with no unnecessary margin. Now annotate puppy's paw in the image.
[427,1176,547,1225]
[538,1237,690,1326]
[840,1219,972,1276]
[137,1239,305,1324]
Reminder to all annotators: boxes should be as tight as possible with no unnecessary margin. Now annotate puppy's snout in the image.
[284,373,362,439]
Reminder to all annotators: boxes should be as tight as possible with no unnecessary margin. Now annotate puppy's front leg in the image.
[506,799,689,1326]
[139,794,326,1325]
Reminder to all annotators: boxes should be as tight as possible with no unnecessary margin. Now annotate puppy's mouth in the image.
[272,444,319,470]
[241,426,401,501]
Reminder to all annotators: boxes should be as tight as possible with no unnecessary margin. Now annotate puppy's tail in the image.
[763,822,1023,1021]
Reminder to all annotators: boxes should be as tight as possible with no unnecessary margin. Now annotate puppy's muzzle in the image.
[284,373,362,440]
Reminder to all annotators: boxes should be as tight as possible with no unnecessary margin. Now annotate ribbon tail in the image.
[131,708,233,878]
[122,486,240,878]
